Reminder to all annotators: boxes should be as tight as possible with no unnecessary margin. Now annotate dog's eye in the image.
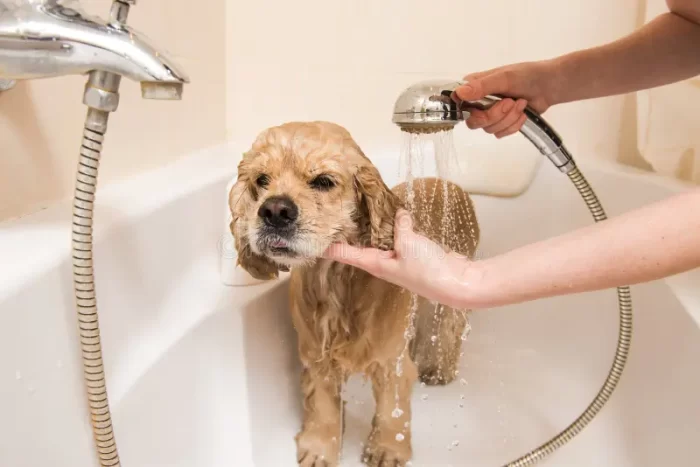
[255,174,270,188]
[309,175,335,191]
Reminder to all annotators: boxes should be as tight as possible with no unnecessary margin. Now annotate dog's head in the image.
[228,121,401,279]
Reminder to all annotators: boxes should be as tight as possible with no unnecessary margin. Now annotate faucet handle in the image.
[110,0,136,26]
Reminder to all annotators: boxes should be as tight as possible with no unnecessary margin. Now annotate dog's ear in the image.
[354,159,402,250]
[228,155,288,281]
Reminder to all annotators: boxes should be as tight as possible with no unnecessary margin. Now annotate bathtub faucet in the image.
[0,2,190,467]
[0,0,189,101]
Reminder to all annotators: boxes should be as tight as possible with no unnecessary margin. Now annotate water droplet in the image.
[454,370,460,376]
[431,335,437,343]
[421,394,428,401]
[460,394,465,400]
[392,407,404,418]
[404,421,410,428]
[420,382,426,388]
[395,433,405,442]
[460,378,468,386]
[15,371,21,380]
[459,402,464,408]
[461,334,468,341]
[452,440,460,447]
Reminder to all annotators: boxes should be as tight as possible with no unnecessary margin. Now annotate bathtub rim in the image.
[0,139,696,312]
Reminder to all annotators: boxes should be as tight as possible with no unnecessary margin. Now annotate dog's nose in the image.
[258,196,299,228]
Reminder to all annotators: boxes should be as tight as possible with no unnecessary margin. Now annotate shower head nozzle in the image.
[392,79,466,133]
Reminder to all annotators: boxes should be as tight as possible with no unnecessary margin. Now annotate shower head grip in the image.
[457,93,573,172]
[457,94,563,151]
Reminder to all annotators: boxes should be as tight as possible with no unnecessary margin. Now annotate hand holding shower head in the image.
[392,79,575,173]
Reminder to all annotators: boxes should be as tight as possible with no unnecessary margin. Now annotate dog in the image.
[229,121,480,467]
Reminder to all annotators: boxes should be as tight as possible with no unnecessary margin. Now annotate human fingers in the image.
[454,71,511,102]
[465,98,515,130]
[495,113,528,139]
[465,109,487,129]
[322,243,394,274]
[462,68,498,82]
[393,209,416,257]
[483,98,528,135]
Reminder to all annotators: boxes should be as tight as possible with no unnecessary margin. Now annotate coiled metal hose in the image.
[72,78,122,467]
[503,166,633,467]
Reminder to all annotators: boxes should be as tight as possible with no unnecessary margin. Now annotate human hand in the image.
[322,209,485,309]
[453,60,557,138]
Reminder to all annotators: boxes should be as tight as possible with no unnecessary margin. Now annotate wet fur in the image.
[228,121,480,466]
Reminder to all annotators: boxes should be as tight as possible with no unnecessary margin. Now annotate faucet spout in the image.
[0,0,189,99]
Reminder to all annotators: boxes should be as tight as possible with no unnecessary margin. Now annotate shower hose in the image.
[503,165,633,467]
[72,72,123,467]
[69,87,630,467]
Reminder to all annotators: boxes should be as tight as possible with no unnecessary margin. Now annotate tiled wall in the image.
[0,0,227,222]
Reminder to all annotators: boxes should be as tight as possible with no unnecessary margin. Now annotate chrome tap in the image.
[1,3,191,467]
[0,0,189,99]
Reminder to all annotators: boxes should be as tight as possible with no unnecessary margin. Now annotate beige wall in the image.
[3,0,697,224]
[227,0,644,163]
[0,0,227,222]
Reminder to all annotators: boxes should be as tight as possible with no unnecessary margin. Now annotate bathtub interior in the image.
[1,141,699,467]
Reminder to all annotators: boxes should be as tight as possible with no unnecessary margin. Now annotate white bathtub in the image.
[1,141,699,467]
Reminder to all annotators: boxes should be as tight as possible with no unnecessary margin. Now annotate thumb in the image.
[454,72,510,101]
[322,242,394,271]
[393,209,415,256]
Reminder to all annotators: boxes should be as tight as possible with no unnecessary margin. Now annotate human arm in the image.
[454,0,700,138]
[322,187,700,309]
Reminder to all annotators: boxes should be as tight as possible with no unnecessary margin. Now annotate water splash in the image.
[396,128,481,456]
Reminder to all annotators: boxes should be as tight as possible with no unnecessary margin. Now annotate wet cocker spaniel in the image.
[229,121,480,467]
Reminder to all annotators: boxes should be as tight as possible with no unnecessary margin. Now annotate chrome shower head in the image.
[391,78,576,172]
[391,79,465,134]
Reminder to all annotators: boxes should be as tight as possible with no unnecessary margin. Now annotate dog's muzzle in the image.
[258,195,299,229]
[257,195,299,257]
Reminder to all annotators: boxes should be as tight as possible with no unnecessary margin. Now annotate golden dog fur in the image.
[229,121,480,467]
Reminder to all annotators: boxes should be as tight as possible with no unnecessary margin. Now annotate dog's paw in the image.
[298,449,331,467]
[296,431,339,467]
[362,442,410,467]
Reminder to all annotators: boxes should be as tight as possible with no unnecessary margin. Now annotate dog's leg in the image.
[412,301,469,386]
[363,352,418,467]
[295,364,343,467]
